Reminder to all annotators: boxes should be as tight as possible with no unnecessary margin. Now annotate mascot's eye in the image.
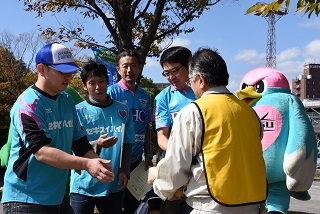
[254,81,265,93]
[241,83,248,90]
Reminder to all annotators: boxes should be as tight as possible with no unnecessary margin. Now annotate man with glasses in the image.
[153,47,267,213]
[1,43,114,214]
[154,46,196,153]
[153,46,196,213]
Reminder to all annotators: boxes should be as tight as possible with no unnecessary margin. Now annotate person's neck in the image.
[175,84,190,91]
[122,80,136,92]
[88,95,113,108]
[89,95,107,104]
[35,81,58,96]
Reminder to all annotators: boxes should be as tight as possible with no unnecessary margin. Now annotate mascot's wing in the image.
[284,95,317,191]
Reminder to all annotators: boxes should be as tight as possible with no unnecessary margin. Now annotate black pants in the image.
[160,199,184,214]
[122,159,142,214]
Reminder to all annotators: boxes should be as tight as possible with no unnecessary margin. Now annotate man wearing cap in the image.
[1,43,115,214]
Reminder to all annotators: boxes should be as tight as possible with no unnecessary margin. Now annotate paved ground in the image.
[0,170,319,214]
[288,179,320,214]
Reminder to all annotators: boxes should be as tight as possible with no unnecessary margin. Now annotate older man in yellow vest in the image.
[152,47,267,214]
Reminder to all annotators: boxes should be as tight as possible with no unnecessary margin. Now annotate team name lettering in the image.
[86,125,122,136]
[48,120,73,130]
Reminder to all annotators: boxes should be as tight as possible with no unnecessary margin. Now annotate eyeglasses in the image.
[161,65,184,77]
[185,78,191,87]
[46,65,75,77]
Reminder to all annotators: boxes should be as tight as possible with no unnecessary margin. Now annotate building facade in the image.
[292,63,320,101]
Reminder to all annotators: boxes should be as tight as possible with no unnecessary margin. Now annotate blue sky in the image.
[1,1,320,93]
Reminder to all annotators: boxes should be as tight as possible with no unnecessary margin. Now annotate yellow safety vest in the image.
[193,93,267,206]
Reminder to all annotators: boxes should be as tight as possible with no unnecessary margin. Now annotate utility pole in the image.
[255,2,287,68]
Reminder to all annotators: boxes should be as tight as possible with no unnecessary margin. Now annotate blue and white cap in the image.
[35,43,80,73]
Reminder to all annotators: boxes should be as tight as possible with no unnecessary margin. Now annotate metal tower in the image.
[256,3,287,68]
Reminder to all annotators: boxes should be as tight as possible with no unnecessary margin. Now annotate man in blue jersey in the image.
[1,43,114,214]
[107,49,153,214]
[153,46,196,214]
[154,46,196,153]
[70,61,135,214]
[0,85,84,168]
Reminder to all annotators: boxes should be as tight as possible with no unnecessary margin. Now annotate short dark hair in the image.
[160,46,192,68]
[117,49,142,66]
[189,47,229,86]
[80,60,109,84]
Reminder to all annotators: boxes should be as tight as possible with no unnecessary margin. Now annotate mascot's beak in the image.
[236,86,262,106]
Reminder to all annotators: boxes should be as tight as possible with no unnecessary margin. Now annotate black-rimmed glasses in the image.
[161,65,184,77]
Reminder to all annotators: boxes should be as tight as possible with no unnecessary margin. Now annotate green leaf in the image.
[274,2,282,11]
[296,4,309,14]
[285,0,290,10]
[297,0,304,8]
[245,4,260,15]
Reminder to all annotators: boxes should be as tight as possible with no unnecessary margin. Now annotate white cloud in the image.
[234,49,265,65]
[228,78,241,94]
[298,18,320,30]
[303,40,320,61]
[158,37,192,50]
[277,48,301,62]
[145,57,160,67]
[276,60,305,89]
[171,38,191,47]
[277,60,305,75]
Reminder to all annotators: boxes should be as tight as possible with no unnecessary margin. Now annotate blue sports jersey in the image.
[107,80,150,163]
[154,86,196,130]
[2,86,88,205]
[71,99,134,195]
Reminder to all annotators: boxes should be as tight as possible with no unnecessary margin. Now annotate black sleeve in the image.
[21,113,52,154]
[72,135,94,157]
[119,143,132,179]
[13,113,52,181]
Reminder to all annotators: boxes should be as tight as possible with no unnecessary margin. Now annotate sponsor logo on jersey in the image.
[45,108,52,113]
[131,109,147,122]
[86,125,122,135]
[135,134,145,142]
[48,120,73,130]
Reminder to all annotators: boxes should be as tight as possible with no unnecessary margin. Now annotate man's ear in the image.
[82,82,88,91]
[116,66,120,73]
[198,74,206,89]
[37,64,45,76]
